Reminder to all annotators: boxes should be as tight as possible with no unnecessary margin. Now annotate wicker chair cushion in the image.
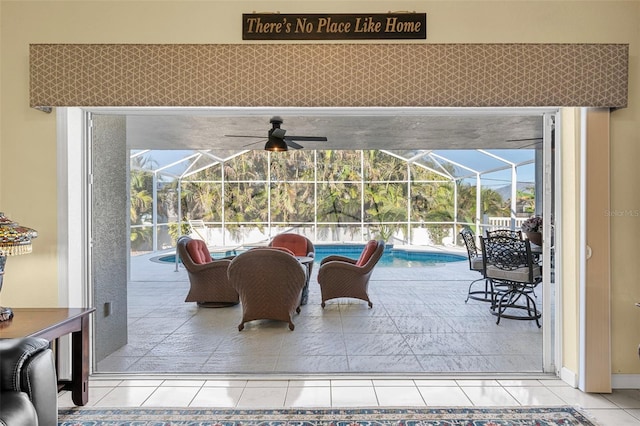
[356,240,379,266]
[271,234,308,256]
[186,239,212,264]
[267,246,296,256]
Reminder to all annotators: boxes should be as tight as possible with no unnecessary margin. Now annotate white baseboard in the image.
[559,369,640,390]
[612,374,640,389]
[560,367,578,388]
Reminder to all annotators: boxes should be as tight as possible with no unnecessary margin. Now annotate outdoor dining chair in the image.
[460,227,492,304]
[481,235,542,327]
[485,229,523,240]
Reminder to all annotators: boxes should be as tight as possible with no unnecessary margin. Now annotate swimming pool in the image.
[152,244,466,268]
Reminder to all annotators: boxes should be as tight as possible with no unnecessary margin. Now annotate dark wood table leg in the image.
[71,314,90,406]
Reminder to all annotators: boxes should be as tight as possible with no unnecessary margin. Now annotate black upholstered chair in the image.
[481,235,542,327]
[0,337,58,426]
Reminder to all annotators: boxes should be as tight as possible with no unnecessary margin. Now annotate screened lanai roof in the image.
[131,148,537,189]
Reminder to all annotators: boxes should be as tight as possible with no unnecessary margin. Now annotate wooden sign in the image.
[243,13,426,40]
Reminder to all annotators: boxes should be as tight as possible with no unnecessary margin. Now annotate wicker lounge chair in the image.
[177,236,239,307]
[317,240,385,308]
[228,248,307,331]
[269,233,315,272]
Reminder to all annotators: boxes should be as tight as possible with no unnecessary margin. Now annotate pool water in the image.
[154,244,466,268]
[314,245,466,267]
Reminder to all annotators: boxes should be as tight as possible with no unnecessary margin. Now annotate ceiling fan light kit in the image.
[265,135,289,151]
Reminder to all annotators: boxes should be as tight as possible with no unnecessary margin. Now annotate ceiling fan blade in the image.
[272,128,286,138]
[285,140,304,150]
[518,141,543,148]
[241,139,266,148]
[284,136,328,142]
[224,134,263,139]
[506,137,543,142]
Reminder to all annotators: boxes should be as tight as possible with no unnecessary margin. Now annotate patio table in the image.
[296,256,314,305]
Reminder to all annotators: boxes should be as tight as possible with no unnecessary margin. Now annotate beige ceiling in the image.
[122,108,549,151]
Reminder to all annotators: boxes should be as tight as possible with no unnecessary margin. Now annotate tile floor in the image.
[58,377,640,425]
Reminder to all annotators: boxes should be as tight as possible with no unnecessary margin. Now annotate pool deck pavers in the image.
[95,248,546,376]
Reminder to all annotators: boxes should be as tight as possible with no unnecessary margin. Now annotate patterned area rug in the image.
[58,406,599,425]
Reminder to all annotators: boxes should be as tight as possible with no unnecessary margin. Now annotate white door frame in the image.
[59,105,560,378]
[542,111,560,374]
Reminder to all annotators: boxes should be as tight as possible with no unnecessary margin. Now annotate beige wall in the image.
[1,0,639,375]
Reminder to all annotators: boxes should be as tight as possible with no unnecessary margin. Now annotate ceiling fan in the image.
[224,116,328,151]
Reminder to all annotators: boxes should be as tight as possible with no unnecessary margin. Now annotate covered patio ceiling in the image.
[120,107,547,183]
[123,107,548,152]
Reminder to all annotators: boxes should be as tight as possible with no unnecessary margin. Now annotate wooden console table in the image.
[0,307,95,406]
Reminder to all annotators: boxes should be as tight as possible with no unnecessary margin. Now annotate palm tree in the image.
[481,188,508,216]
[516,187,536,214]
[361,152,409,241]
[315,151,364,240]
[129,171,153,224]
[136,148,519,248]
[364,181,408,241]
[129,156,156,251]
[270,150,315,224]
[420,183,455,244]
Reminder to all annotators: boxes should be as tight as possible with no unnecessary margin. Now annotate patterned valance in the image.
[29,43,628,109]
